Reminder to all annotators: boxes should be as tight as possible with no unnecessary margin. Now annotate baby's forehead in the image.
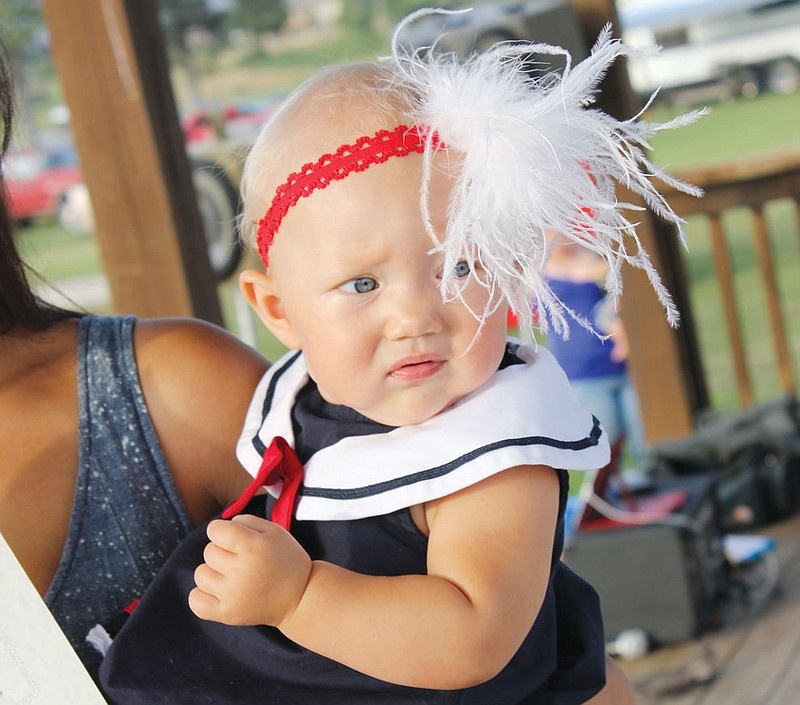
[279,70,411,150]
[290,110,407,161]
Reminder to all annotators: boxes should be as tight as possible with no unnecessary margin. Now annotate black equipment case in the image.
[564,473,728,646]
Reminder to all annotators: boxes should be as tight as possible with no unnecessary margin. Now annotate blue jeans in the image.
[569,370,646,468]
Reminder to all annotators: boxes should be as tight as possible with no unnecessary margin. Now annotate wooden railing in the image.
[667,150,800,408]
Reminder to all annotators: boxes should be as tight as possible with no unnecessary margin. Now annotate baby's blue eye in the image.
[340,276,378,294]
[454,260,471,278]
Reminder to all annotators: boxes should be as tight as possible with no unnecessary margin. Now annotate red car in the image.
[5,144,83,226]
[181,103,273,145]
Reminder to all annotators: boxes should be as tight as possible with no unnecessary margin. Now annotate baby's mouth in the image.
[388,356,445,381]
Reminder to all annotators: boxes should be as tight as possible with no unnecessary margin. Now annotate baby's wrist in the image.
[275,554,314,632]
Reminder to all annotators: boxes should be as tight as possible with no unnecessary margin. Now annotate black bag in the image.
[646,395,800,532]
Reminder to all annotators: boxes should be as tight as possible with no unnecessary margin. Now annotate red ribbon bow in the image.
[222,436,304,531]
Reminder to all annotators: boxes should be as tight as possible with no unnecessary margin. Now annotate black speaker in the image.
[564,474,728,646]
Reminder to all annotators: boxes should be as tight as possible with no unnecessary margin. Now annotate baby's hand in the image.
[188,514,312,627]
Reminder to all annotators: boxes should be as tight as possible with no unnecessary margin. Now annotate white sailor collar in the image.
[236,341,609,521]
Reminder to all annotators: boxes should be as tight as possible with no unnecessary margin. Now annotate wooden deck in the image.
[616,514,800,705]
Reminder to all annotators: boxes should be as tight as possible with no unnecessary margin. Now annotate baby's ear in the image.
[239,269,301,350]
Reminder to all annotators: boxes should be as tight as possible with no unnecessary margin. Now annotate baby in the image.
[99,10,700,704]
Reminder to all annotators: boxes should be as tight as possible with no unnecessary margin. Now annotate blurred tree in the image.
[384,0,459,23]
[159,0,222,106]
[340,0,457,35]
[222,0,286,36]
[0,0,42,60]
[221,0,286,65]
[0,0,52,140]
[340,0,382,32]
[158,0,286,107]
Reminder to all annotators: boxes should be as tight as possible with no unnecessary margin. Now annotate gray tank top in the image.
[44,315,193,677]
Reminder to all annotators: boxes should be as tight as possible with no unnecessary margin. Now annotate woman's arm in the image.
[134,318,269,526]
[190,463,560,689]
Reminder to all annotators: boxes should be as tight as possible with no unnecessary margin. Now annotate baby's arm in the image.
[189,464,559,689]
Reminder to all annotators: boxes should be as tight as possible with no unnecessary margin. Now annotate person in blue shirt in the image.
[545,233,647,468]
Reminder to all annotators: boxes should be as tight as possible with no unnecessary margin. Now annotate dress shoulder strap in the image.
[45,316,192,672]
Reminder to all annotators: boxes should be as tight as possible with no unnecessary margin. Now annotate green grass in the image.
[647,91,800,170]
[16,219,103,281]
[680,199,800,412]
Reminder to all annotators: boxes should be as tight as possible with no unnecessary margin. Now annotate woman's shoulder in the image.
[132,316,269,441]
[133,316,267,412]
[134,317,266,369]
[132,317,270,522]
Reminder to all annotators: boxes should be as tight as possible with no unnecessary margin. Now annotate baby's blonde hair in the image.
[238,61,418,255]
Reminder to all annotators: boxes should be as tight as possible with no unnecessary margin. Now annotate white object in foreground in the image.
[0,532,107,704]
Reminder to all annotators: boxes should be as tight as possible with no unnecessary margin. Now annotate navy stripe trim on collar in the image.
[252,350,303,456]
[300,415,603,501]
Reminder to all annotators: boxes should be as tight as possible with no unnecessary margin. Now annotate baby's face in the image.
[267,151,507,427]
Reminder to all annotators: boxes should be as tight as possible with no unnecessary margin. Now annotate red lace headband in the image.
[256,124,439,267]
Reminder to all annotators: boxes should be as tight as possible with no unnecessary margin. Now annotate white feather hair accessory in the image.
[389,8,707,337]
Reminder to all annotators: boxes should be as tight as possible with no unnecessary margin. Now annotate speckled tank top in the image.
[44,315,193,678]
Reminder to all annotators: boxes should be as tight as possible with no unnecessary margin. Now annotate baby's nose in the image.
[384,287,444,340]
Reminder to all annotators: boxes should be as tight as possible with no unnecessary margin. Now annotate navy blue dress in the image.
[99,345,607,704]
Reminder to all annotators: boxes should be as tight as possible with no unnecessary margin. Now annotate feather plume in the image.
[390,9,706,336]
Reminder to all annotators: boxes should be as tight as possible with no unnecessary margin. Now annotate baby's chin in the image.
[355,399,454,428]
[318,385,457,428]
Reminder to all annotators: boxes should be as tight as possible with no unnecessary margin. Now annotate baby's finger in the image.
[205,517,255,550]
[188,586,220,621]
[230,513,275,534]
[202,539,235,572]
[193,561,224,594]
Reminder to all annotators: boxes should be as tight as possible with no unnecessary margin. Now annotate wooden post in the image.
[569,0,708,442]
[752,206,796,395]
[41,0,222,323]
[709,214,754,406]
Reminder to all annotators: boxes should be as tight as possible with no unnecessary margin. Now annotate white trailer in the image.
[620,0,800,101]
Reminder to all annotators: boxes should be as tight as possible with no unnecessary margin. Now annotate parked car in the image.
[5,144,83,227]
[393,1,587,69]
[186,144,247,281]
[181,103,274,145]
[57,145,246,281]
[58,117,272,282]
[54,96,282,280]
